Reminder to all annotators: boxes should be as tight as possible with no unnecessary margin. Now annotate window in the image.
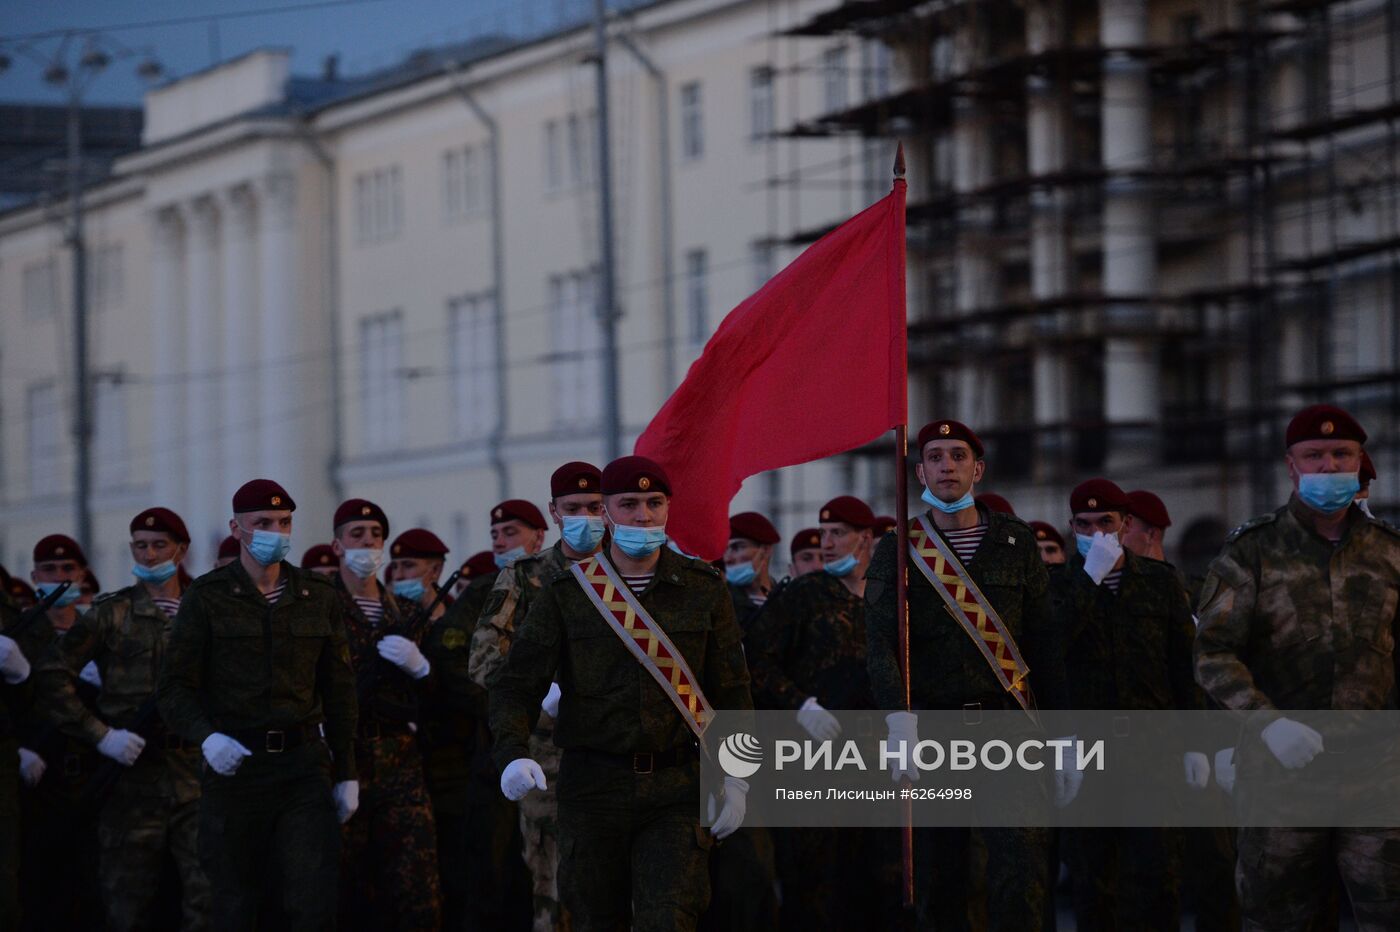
[750,242,776,292]
[548,269,601,425]
[354,166,404,244]
[27,381,60,496]
[680,82,704,160]
[545,119,563,191]
[863,40,892,101]
[823,47,849,113]
[443,146,484,220]
[685,249,709,346]
[358,311,405,450]
[89,244,124,312]
[448,293,498,439]
[567,113,585,186]
[749,68,774,140]
[23,259,57,319]
[94,378,127,490]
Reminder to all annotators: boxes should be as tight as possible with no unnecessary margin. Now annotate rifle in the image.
[356,570,462,704]
[2,580,75,642]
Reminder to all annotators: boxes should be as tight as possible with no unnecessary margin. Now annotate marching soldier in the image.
[157,479,360,931]
[328,499,441,929]
[491,455,754,932]
[1121,489,1172,563]
[1050,479,1208,931]
[214,536,239,570]
[450,551,497,601]
[301,543,341,577]
[872,515,899,541]
[866,419,1069,931]
[1030,521,1068,566]
[723,511,780,635]
[33,508,210,931]
[787,527,824,577]
[1196,404,1400,930]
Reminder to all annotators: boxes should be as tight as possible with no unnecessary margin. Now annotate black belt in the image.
[226,723,324,754]
[359,720,415,741]
[572,744,698,774]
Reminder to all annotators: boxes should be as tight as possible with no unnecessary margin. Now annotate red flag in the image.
[635,178,907,560]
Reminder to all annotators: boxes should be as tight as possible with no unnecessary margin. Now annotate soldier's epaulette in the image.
[1225,512,1278,544]
[543,563,576,586]
[683,556,722,579]
[93,588,128,606]
[299,567,336,589]
[1365,514,1400,539]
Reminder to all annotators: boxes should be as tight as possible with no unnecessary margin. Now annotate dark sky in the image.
[1,0,601,106]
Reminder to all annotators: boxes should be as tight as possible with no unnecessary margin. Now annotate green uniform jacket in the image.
[157,560,359,780]
[866,507,1069,712]
[490,546,753,773]
[1051,552,1205,711]
[472,544,573,691]
[1195,496,1400,712]
[746,570,874,710]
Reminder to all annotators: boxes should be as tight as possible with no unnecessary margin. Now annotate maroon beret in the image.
[872,515,898,538]
[333,498,389,536]
[790,527,822,557]
[729,512,780,546]
[819,496,876,529]
[300,544,339,570]
[916,419,984,458]
[460,550,497,579]
[601,456,672,496]
[232,478,296,514]
[391,528,450,560]
[551,461,603,498]
[129,507,190,543]
[217,535,240,560]
[1030,521,1065,549]
[82,570,101,594]
[1070,478,1132,515]
[1285,404,1367,448]
[7,578,35,604]
[1360,450,1377,486]
[1126,490,1172,529]
[490,500,547,530]
[33,534,88,566]
[976,493,1015,516]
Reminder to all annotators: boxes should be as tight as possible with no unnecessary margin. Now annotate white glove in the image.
[201,732,253,776]
[1183,751,1210,790]
[710,776,749,839]
[1053,735,1084,807]
[541,682,561,719]
[79,661,103,689]
[0,635,31,685]
[1261,717,1324,769]
[97,728,147,766]
[1214,747,1236,795]
[377,635,430,679]
[1082,532,1123,585]
[17,747,45,787]
[333,780,359,824]
[885,711,920,783]
[501,758,547,801]
[797,697,842,742]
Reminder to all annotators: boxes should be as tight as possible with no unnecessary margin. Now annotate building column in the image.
[148,206,187,511]
[220,185,259,500]
[257,173,298,481]
[184,197,222,565]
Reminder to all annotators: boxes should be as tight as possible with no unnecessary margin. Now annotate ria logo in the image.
[718,732,763,779]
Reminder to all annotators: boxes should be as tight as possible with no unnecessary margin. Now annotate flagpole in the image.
[892,143,914,910]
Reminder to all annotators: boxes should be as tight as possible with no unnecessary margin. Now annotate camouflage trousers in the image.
[99,747,210,931]
[1238,827,1400,931]
[340,732,442,931]
[773,826,899,930]
[702,827,778,932]
[520,726,564,932]
[916,826,1052,932]
[1065,827,1183,932]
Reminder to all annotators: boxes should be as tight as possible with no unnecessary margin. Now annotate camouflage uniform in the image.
[866,507,1068,931]
[1196,496,1400,931]
[1051,550,1206,931]
[473,542,572,932]
[422,570,532,930]
[33,583,210,931]
[490,546,753,932]
[332,576,440,930]
[157,559,358,932]
[725,582,770,639]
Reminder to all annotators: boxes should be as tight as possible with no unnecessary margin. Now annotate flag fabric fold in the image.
[635,180,907,560]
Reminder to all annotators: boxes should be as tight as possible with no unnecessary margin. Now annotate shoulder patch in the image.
[1225,511,1278,544]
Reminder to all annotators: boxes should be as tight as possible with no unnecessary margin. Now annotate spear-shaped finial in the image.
[893,142,906,180]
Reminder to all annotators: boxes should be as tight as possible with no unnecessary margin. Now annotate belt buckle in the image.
[633,752,654,774]
[265,730,286,753]
[962,702,982,726]
[1112,715,1131,738]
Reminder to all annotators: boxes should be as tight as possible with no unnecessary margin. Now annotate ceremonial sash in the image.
[571,553,714,741]
[907,515,1036,719]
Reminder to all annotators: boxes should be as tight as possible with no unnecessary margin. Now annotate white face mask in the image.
[343,547,386,579]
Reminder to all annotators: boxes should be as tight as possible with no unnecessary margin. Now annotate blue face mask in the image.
[244,529,292,567]
[36,581,82,608]
[560,515,605,553]
[725,561,757,586]
[1075,533,1094,558]
[824,553,859,578]
[342,548,385,579]
[133,561,178,584]
[494,547,527,570]
[393,578,425,601]
[921,484,975,515]
[609,521,668,558]
[1298,472,1361,514]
